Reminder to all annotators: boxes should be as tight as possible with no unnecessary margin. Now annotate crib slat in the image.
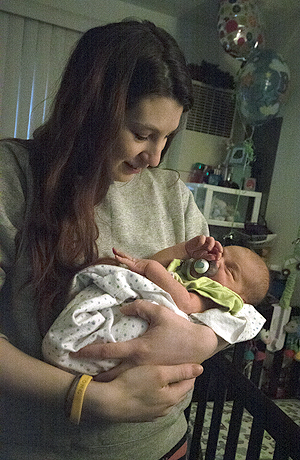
[245,417,265,460]
[273,442,290,460]
[189,363,211,460]
[223,398,244,459]
[204,384,227,460]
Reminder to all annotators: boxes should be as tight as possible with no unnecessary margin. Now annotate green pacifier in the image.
[180,258,219,280]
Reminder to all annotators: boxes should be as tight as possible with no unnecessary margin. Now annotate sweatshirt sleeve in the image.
[0,141,30,265]
[0,141,32,336]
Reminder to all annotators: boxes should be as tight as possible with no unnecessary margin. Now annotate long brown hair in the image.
[21,20,193,334]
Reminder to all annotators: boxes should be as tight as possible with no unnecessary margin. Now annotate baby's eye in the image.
[228,267,236,280]
[225,265,234,277]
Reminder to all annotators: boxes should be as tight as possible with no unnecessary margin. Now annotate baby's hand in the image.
[112,248,149,276]
[185,236,223,261]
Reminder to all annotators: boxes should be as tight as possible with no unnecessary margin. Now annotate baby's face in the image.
[209,245,255,300]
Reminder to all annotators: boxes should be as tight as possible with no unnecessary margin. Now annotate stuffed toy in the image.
[267,227,300,352]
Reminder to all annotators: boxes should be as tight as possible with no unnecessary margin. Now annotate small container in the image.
[188,163,206,183]
[208,166,222,186]
[178,258,219,280]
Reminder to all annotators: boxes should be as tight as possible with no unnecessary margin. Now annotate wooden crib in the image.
[187,349,300,460]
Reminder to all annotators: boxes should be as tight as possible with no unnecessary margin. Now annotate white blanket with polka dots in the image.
[42,265,265,375]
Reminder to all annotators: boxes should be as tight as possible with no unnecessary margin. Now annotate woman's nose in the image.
[147,150,161,167]
[144,139,166,166]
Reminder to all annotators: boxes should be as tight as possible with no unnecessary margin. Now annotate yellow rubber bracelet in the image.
[69,374,93,425]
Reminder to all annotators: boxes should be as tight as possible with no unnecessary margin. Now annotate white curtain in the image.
[0,11,81,139]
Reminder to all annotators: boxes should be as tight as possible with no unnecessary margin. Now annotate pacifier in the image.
[179,258,219,280]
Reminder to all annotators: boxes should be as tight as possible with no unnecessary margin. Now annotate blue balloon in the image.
[236,49,290,125]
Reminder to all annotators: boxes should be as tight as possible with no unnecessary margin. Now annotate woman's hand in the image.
[85,363,202,422]
[73,299,224,381]
[0,338,201,425]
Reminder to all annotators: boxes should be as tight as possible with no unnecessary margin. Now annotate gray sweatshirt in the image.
[0,140,209,460]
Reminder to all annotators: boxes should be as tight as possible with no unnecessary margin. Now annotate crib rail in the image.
[188,353,300,460]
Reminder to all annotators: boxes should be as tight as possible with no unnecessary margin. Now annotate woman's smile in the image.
[112,95,183,182]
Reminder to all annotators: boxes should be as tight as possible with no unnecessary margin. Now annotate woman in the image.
[0,20,226,459]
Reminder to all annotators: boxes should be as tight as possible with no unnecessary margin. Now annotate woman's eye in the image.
[134,133,148,141]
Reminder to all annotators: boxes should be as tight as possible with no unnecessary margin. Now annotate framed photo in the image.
[244,178,256,191]
[228,146,246,165]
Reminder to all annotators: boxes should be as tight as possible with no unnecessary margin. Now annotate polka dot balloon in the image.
[218,0,265,60]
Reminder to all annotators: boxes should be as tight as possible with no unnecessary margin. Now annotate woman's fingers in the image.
[120,298,162,323]
[86,363,201,423]
[163,362,203,385]
[105,363,202,421]
[73,336,142,361]
[73,300,160,361]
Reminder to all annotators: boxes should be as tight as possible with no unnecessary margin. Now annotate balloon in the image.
[217,0,265,60]
[284,349,295,359]
[236,49,290,126]
[244,350,255,360]
[255,350,266,361]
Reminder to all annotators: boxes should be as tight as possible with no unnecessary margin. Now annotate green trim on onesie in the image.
[167,259,243,315]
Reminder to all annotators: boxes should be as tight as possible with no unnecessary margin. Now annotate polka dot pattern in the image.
[42,265,185,375]
[42,265,266,375]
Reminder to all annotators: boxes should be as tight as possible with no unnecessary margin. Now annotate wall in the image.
[175,0,300,306]
[163,128,230,183]
[262,4,300,304]
[0,0,177,32]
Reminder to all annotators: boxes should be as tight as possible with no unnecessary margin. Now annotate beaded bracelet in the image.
[65,374,93,425]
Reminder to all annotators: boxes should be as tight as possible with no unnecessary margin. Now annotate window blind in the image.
[0,11,80,139]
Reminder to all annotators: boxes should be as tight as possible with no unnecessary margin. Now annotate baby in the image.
[42,236,268,375]
[114,237,270,316]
